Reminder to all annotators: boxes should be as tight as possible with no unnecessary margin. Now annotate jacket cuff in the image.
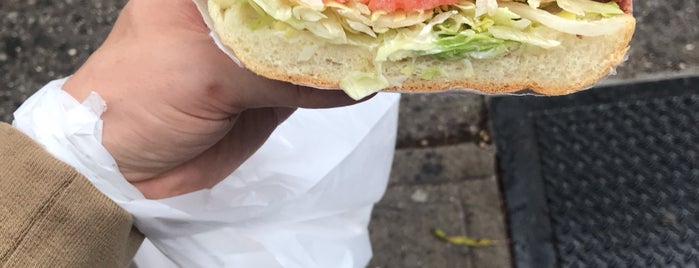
[0,123,143,267]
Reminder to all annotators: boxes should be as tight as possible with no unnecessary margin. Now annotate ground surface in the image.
[1,1,697,267]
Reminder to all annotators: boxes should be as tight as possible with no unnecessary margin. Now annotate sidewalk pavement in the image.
[369,1,698,267]
[369,93,508,268]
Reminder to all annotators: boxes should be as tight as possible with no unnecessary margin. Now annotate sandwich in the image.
[207,0,635,99]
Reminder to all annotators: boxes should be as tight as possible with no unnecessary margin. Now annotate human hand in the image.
[62,0,363,199]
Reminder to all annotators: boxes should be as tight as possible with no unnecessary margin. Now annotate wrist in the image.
[60,51,151,185]
[12,78,146,200]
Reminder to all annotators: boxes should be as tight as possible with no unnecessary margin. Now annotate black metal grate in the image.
[491,77,699,268]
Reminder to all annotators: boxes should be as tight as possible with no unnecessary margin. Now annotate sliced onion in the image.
[371,11,433,33]
[500,2,624,36]
[489,26,561,48]
[475,0,499,17]
[557,0,625,16]
[293,0,324,10]
[556,0,585,16]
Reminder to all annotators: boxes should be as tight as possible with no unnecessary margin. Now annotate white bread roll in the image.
[208,1,635,95]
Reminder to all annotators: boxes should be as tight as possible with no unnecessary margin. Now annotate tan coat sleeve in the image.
[0,123,144,268]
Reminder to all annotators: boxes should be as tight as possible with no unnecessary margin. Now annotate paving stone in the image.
[389,143,496,186]
[368,184,472,268]
[460,177,512,268]
[369,177,512,268]
[397,93,486,148]
[371,144,509,268]
[606,0,699,82]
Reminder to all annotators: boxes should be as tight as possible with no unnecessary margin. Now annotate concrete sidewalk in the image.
[368,93,508,268]
[369,1,698,267]
[2,0,698,267]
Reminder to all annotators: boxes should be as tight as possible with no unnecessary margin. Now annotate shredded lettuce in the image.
[292,6,326,22]
[302,13,348,42]
[376,29,439,62]
[248,0,292,21]
[212,0,238,9]
[462,59,475,78]
[339,71,389,100]
[375,6,548,62]
[295,0,324,10]
[489,7,532,30]
[433,29,513,60]
[419,67,444,80]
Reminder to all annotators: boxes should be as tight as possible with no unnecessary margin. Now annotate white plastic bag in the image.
[13,78,400,267]
[132,91,400,267]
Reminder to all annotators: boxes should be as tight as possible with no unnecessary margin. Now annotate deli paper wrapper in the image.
[193,0,245,68]
[14,76,399,267]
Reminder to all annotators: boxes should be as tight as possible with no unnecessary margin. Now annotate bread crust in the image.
[209,1,636,95]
